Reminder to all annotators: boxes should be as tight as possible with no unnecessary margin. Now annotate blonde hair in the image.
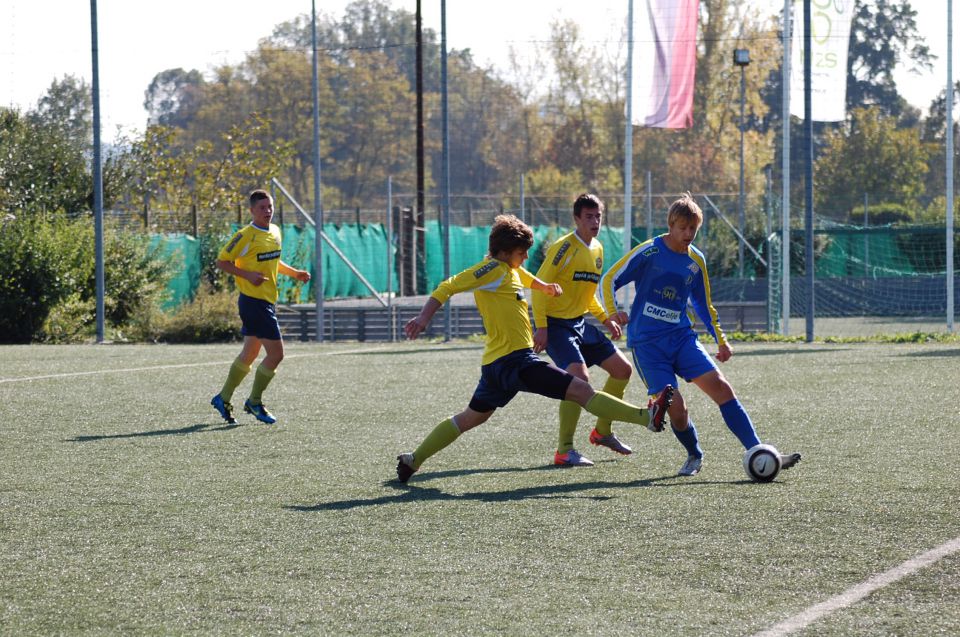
[667,192,703,227]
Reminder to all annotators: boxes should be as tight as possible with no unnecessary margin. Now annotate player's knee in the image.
[564,377,594,405]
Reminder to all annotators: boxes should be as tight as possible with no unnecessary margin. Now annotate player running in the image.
[396,214,673,483]
[533,193,657,467]
[599,193,800,476]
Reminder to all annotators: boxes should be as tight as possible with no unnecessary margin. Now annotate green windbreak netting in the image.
[422,220,629,289]
[150,233,202,309]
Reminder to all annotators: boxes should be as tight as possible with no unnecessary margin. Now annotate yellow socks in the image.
[594,376,629,436]
[248,365,276,404]
[219,358,252,402]
[584,391,648,427]
[557,400,582,453]
[413,418,461,469]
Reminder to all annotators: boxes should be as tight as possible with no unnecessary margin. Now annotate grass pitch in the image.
[1,341,958,635]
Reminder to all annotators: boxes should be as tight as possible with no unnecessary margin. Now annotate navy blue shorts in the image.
[468,349,575,413]
[238,293,282,340]
[545,316,617,370]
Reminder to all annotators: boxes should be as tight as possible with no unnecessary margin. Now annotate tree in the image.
[144,68,206,129]
[814,107,929,219]
[28,75,92,145]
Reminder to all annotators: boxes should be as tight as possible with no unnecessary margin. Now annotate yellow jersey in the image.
[532,231,607,328]
[431,258,536,365]
[218,223,284,304]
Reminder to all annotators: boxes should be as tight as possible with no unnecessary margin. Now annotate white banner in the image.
[790,0,855,122]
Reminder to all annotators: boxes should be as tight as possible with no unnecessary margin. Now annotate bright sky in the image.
[2,1,956,143]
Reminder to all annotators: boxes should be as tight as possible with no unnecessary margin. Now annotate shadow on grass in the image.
[285,471,735,512]
[67,422,241,442]
[896,348,960,358]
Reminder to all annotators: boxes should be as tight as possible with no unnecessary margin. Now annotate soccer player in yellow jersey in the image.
[532,194,643,467]
[210,189,310,425]
[396,214,672,483]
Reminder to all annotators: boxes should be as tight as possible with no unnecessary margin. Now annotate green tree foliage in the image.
[814,107,929,219]
[144,68,206,128]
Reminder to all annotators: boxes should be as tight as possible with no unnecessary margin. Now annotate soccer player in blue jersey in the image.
[533,194,657,467]
[599,193,800,477]
[209,189,311,425]
[396,214,673,483]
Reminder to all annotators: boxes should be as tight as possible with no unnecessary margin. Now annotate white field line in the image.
[0,346,393,384]
[753,535,960,637]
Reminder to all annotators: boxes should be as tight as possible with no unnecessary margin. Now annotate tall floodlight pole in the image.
[948,0,956,332]
[624,0,634,253]
[90,0,104,343]
[734,48,750,279]
[803,0,814,342]
[441,0,452,340]
[781,0,792,335]
[311,0,324,342]
[416,0,425,297]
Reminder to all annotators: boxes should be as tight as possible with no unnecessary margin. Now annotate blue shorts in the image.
[545,316,617,370]
[468,349,574,412]
[630,329,717,396]
[238,293,282,340]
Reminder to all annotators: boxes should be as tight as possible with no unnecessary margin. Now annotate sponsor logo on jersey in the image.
[552,241,571,265]
[643,301,681,323]
[225,232,243,253]
[642,246,660,257]
[659,286,678,301]
[473,260,499,278]
[572,271,601,283]
[257,250,282,261]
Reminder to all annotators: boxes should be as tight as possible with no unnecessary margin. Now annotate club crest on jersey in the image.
[257,250,282,261]
[659,286,678,301]
[687,262,700,274]
[573,271,601,283]
[552,242,571,265]
[473,260,499,278]
[595,257,602,269]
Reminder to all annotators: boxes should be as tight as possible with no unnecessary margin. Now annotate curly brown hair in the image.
[488,214,534,257]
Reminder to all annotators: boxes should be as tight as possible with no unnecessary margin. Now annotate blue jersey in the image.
[599,235,726,348]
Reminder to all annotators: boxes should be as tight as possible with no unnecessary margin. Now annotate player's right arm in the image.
[405,259,503,339]
[599,242,651,318]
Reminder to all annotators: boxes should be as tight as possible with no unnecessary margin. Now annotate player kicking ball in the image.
[599,193,800,477]
[396,214,672,483]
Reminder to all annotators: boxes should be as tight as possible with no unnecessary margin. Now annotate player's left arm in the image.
[278,260,311,282]
[689,257,730,359]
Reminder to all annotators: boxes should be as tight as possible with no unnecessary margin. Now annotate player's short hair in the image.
[249,189,271,207]
[667,192,703,227]
[573,193,604,217]
[489,214,534,256]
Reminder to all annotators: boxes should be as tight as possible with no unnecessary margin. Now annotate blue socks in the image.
[719,398,761,449]
[672,420,703,459]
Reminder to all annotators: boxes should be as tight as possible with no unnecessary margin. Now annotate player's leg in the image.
[555,362,591,465]
[690,369,760,450]
[544,318,591,466]
[397,407,495,483]
[631,343,701,474]
[589,348,634,455]
[211,335,260,424]
[243,300,284,424]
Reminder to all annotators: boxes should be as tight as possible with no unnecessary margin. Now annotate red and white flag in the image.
[631,0,699,128]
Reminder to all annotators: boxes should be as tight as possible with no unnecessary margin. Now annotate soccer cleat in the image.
[780,452,802,471]
[396,452,418,483]
[678,454,703,476]
[646,385,675,432]
[243,399,277,424]
[554,449,595,467]
[210,394,237,424]
[588,428,633,455]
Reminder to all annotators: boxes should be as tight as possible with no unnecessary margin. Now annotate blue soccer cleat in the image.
[210,394,237,424]
[243,399,277,424]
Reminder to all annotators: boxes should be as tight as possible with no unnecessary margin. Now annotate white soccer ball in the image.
[743,443,781,482]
